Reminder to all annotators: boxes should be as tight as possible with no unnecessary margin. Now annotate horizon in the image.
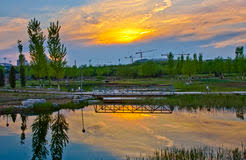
[0,0,246,66]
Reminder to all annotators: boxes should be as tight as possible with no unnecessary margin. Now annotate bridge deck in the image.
[93,104,172,114]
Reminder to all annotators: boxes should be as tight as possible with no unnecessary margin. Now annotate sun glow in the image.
[96,28,153,44]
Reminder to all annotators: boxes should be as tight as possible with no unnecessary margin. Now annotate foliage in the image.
[27,18,47,81]
[138,61,161,77]
[31,114,51,160]
[0,68,5,87]
[47,21,67,80]
[167,52,174,75]
[20,65,26,87]
[130,146,246,160]
[9,66,16,88]
[50,112,69,160]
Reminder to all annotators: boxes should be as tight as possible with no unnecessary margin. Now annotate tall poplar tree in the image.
[17,40,26,87]
[167,52,174,76]
[0,68,5,87]
[47,21,67,90]
[27,18,47,87]
[9,66,16,88]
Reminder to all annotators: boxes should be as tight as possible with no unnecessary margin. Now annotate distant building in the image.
[0,63,12,72]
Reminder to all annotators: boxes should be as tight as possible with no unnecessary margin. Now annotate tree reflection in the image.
[50,111,69,160]
[236,110,244,120]
[6,115,9,127]
[31,114,51,160]
[11,114,17,123]
[20,115,27,144]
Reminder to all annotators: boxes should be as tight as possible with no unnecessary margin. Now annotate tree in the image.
[18,40,24,64]
[182,55,194,81]
[138,61,161,77]
[214,57,225,79]
[175,57,182,75]
[234,47,245,79]
[9,66,16,88]
[0,68,5,87]
[167,52,174,76]
[225,57,233,74]
[18,40,26,87]
[198,53,203,73]
[27,18,47,87]
[235,46,244,58]
[20,66,26,87]
[193,53,198,74]
[47,21,67,90]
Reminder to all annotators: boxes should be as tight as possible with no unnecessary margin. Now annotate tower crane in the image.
[136,49,157,61]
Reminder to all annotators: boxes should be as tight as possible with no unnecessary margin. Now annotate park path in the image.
[1,89,246,96]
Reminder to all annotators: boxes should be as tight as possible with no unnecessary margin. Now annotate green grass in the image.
[113,77,246,92]
[126,95,246,109]
[6,74,246,92]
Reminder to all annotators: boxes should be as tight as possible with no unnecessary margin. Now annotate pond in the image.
[0,105,246,159]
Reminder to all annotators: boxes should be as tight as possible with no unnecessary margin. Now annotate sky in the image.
[0,0,246,66]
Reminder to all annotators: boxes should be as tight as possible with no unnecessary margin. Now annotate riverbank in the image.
[124,94,246,108]
[0,101,89,115]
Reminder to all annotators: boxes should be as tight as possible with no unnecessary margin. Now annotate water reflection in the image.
[81,109,86,133]
[94,104,172,114]
[50,111,69,160]
[1,104,246,159]
[236,110,244,120]
[6,115,9,127]
[30,112,69,160]
[32,114,51,160]
[20,114,27,144]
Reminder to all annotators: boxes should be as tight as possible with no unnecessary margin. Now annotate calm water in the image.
[0,105,246,160]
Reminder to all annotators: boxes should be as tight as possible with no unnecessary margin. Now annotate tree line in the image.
[62,46,245,80]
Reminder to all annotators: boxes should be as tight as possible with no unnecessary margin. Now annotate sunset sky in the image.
[0,0,246,65]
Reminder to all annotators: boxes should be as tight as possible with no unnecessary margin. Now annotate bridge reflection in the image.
[93,104,173,114]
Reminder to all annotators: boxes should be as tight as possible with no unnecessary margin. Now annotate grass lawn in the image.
[112,77,246,92]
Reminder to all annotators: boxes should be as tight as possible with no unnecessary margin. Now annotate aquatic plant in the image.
[128,145,246,160]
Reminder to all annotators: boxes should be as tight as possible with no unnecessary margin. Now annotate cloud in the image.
[60,0,172,45]
[201,33,246,48]
[0,17,28,51]
[58,0,246,48]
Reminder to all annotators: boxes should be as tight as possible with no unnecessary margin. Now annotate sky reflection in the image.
[0,106,246,159]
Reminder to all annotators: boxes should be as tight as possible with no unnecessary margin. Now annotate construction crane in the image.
[136,49,157,61]
[125,56,134,64]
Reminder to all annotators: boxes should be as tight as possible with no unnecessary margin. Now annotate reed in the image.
[127,145,246,160]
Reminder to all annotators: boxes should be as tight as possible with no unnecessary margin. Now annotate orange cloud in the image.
[60,0,172,45]
[0,17,28,51]
[59,0,246,47]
